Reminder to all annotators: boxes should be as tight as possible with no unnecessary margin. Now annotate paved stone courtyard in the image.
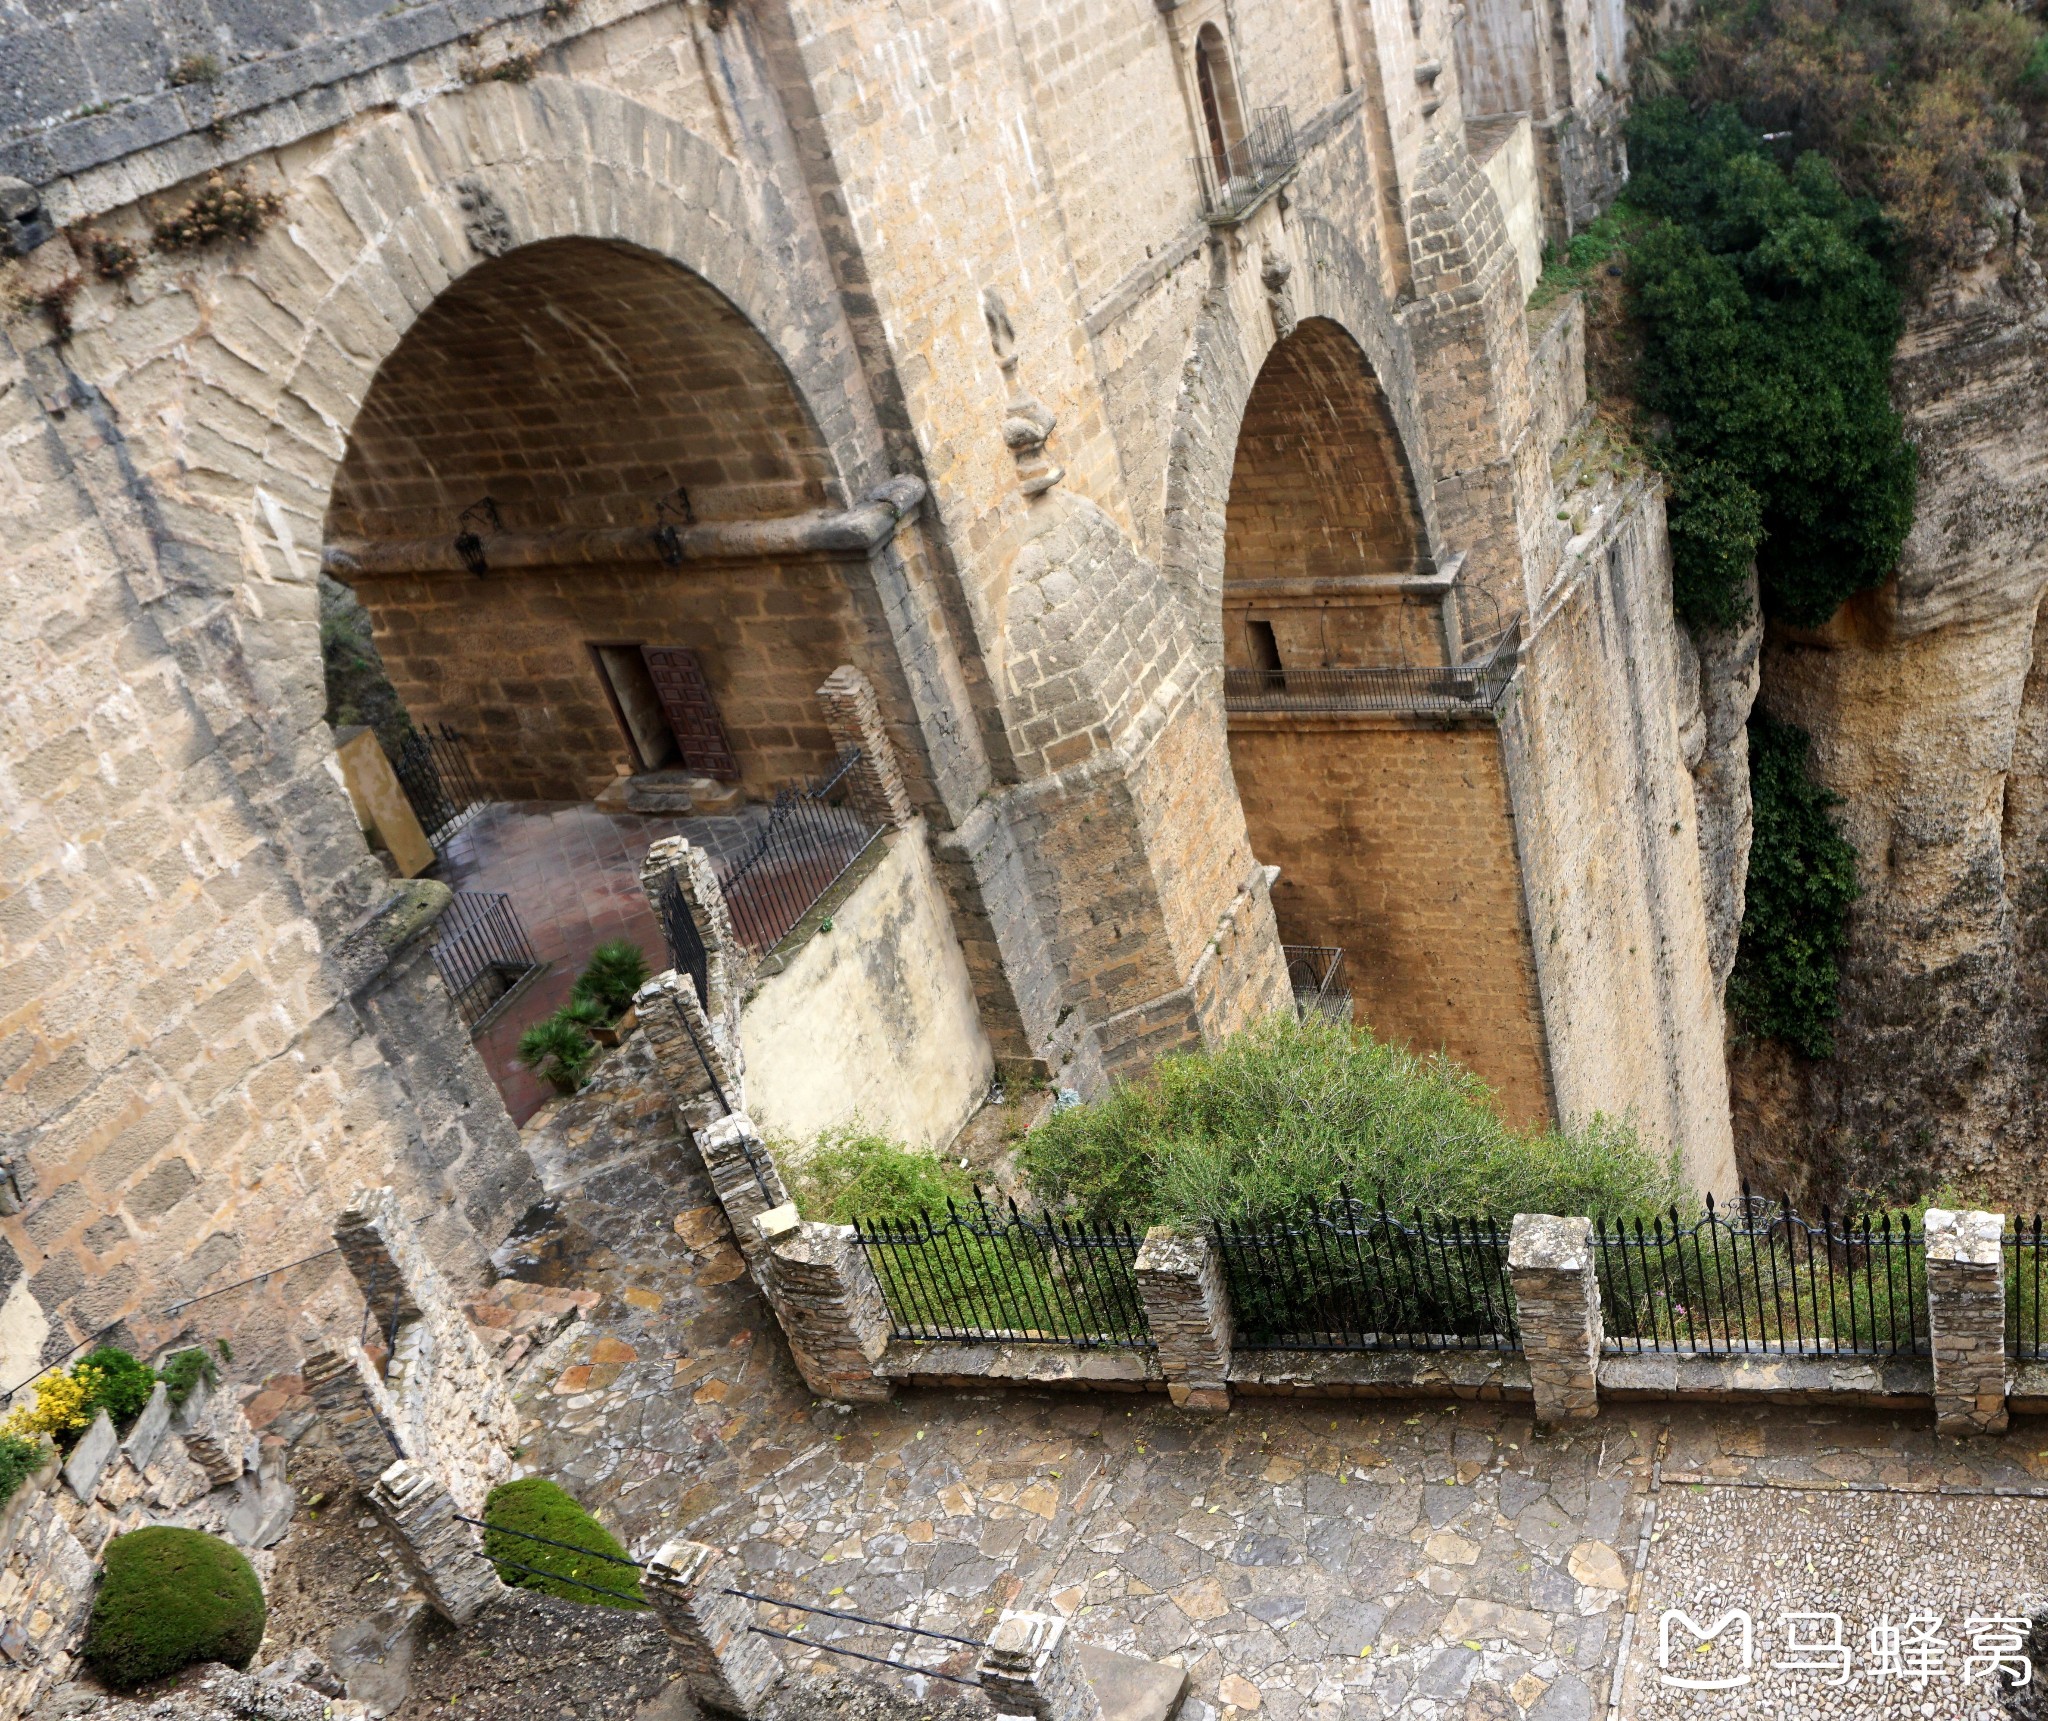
[502,1044,2048,1719]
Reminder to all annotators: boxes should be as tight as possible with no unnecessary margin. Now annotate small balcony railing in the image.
[1225,624,1521,718]
[1192,107,1298,224]
[1285,945,1351,1023]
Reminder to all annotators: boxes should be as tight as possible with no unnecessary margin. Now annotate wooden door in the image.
[641,647,740,781]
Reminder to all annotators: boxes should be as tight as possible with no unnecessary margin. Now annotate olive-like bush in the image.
[82,1527,266,1688]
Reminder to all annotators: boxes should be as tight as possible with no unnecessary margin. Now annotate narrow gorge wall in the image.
[1728,234,2048,1207]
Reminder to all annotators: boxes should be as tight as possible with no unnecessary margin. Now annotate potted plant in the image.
[573,940,649,1046]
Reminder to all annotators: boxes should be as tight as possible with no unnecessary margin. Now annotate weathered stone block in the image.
[1133,1226,1231,1413]
[60,1411,116,1501]
[755,1204,892,1403]
[977,1610,1104,1721]
[1925,1207,2008,1436]
[641,1539,782,1717]
[1508,1213,1601,1425]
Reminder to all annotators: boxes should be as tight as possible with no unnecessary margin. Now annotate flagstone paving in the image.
[502,1045,2048,1719]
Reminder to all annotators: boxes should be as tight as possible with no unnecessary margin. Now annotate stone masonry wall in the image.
[1228,712,1556,1126]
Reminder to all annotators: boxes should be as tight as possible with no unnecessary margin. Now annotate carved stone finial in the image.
[1261,244,1297,340]
[982,287,1064,496]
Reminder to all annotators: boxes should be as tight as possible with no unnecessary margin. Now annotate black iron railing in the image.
[431,891,541,1032]
[387,722,487,845]
[1215,1194,1519,1352]
[2009,1216,2045,1360]
[852,1192,1151,1349]
[716,749,882,954]
[1224,627,1520,717]
[1192,106,1299,223]
[1595,1190,1926,1357]
[1285,945,1351,1023]
[652,865,711,1009]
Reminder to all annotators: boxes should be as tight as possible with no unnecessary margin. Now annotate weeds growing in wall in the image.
[1727,714,1862,1058]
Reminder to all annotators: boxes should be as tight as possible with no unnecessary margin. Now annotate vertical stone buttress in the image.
[755,1204,893,1402]
[1508,1214,1603,1424]
[1925,1208,2009,1436]
[642,1539,784,1716]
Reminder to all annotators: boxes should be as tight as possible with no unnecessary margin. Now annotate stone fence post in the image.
[369,1459,499,1626]
[1133,1227,1233,1413]
[755,1205,893,1402]
[641,1539,783,1717]
[696,1112,790,1262]
[975,1611,1104,1721]
[1508,1214,1602,1426]
[816,665,914,829]
[1925,1208,2008,1436]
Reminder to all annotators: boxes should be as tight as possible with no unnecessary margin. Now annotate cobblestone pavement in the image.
[505,1054,2048,1719]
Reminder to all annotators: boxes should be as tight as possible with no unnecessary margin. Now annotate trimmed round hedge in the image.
[83,1527,266,1688]
[483,1477,645,1609]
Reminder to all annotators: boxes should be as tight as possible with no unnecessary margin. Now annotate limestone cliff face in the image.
[1726,213,2048,1208]
[1677,572,1763,994]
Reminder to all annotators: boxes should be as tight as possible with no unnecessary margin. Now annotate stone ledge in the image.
[878,1341,1163,1389]
[1598,1350,1934,1404]
[1230,1347,1528,1400]
[2005,1361,2048,1413]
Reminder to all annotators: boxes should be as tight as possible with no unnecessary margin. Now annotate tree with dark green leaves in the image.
[1727,714,1863,1057]
[1624,99,1918,629]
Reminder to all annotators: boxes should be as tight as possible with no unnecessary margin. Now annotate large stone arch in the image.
[1159,215,1437,661]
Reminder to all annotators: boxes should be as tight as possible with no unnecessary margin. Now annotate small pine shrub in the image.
[0,1432,48,1510]
[790,1127,973,1225]
[1727,714,1862,1058]
[517,1013,598,1094]
[84,1528,265,1687]
[571,940,648,1019]
[151,173,283,252]
[76,1349,158,1429]
[482,1478,644,1609]
[156,1348,217,1410]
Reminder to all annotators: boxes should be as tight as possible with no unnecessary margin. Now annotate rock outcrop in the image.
[1728,209,2048,1207]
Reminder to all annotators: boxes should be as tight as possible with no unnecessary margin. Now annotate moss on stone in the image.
[483,1478,645,1609]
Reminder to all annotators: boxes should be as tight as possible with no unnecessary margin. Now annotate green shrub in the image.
[518,1013,598,1094]
[1019,1013,1683,1223]
[572,940,649,1019]
[483,1478,645,1609]
[0,1432,47,1509]
[790,1127,974,1225]
[1727,714,1862,1058]
[155,1348,217,1410]
[76,1348,158,1429]
[83,1527,266,1688]
[1625,99,1917,627]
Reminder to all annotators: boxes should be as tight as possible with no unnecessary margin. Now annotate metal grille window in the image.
[852,1193,1151,1349]
[1284,945,1351,1023]
[1595,1191,1926,1357]
[1215,1195,1519,1352]
[1224,626,1521,718]
[431,891,542,1032]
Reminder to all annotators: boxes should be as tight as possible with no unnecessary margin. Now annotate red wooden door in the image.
[641,647,740,781]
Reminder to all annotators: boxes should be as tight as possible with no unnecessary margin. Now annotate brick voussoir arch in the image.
[237,76,872,568]
[1158,218,1438,659]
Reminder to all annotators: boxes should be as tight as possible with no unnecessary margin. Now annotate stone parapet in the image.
[1133,1227,1233,1413]
[816,665,915,829]
[1925,1208,2008,1436]
[1508,1214,1602,1425]
[302,1342,403,1489]
[976,1611,1104,1721]
[369,1459,500,1626]
[755,1205,893,1403]
[641,1539,783,1717]
[694,1112,789,1263]
[637,969,742,1127]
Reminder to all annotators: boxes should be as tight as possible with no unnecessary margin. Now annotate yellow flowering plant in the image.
[4,1367,98,1442]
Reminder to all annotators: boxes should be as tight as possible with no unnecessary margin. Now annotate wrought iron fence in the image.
[2009,1216,2045,1360]
[431,892,542,1032]
[1215,1194,1519,1352]
[1284,945,1351,1023]
[1595,1191,1926,1357]
[1224,627,1521,717]
[852,1192,1151,1349]
[1192,106,1299,222]
[652,865,711,1009]
[387,722,487,846]
[717,749,883,954]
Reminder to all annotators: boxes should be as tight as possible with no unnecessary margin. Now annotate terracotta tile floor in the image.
[431,801,762,1122]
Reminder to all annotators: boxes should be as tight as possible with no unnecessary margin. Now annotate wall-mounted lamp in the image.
[453,496,501,577]
[650,487,695,569]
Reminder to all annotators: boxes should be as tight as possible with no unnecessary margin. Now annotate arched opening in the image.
[322,238,902,1121]
[1220,319,1553,1125]
[1194,24,1248,178]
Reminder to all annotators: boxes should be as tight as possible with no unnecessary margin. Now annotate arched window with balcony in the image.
[1194,24,1247,182]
